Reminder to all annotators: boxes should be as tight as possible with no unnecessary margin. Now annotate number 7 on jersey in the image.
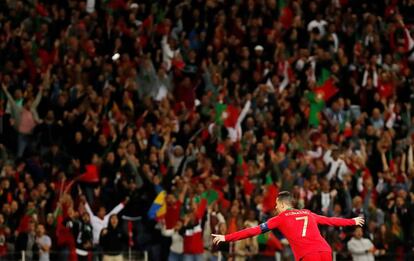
[295,216,308,237]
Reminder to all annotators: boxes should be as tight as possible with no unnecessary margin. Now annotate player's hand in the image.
[211,234,225,245]
[353,217,365,226]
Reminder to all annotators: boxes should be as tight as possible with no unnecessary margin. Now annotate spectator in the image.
[347,227,375,261]
[0,213,9,259]
[35,224,52,261]
[234,221,259,261]
[161,220,184,261]
[15,221,37,261]
[99,214,127,261]
[83,196,126,247]
[1,84,43,157]
[179,198,207,261]
[75,213,94,261]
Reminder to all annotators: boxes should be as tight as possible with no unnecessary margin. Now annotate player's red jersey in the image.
[225,209,356,260]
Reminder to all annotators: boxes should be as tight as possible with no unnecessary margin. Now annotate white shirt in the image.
[323,150,349,181]
[161,228,183,254]
[307,20,328,36]
[85,202,125,245]
[321,192,331,212]
[347,237,375,261]
[37,235,52,261]
[86,0,95,13]
[161,36,180,71]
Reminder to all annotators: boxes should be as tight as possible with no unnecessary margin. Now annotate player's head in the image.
[275,191,293,213]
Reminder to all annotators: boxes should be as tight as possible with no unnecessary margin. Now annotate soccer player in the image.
[212,191,364,261]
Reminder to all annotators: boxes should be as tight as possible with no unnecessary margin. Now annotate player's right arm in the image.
[212,216,280,244]
[311,212,364,227]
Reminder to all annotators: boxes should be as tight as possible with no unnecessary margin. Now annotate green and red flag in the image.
[314,78,338,102]
[201,189,219,206]
[215,103,240,128]
[306,69,338,127]
[262,175,279,213]
[279,0,293,29]
[316,68,331,86]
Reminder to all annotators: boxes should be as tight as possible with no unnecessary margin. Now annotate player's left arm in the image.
[212,216,280,244]
[311,212,364,227]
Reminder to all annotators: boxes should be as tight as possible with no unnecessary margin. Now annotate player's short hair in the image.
[277,191,293,205]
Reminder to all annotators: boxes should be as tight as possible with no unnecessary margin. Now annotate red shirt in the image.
[225,209,356,260]
[165,201,182,229]
[182,199,207,254]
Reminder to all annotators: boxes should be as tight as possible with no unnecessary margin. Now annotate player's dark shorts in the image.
[300,251,332,261]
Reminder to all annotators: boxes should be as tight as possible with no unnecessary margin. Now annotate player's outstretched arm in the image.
[312,213,365,227]
[211,225,262,244]
[212,216,279,244]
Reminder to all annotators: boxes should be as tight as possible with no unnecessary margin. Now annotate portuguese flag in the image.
[315,78,338,102]
[317,68,331,86]
[201,189,219,206]
[279,0,293,29]
[307,69,338,127]
[215,103,240,128]
[262,175,279,213]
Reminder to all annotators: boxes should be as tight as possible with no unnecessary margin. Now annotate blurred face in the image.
[175,220,183,230]
[2,204,10,215]
[219,223,227,234]
[321,180,330,192]
[166,194,176,205]
[396,197,404,207]
[106,152,115,163]
[15,89,22,99]
[98,207,106,219]
[75,132,82,142]
[98,135,107,146]
[11,201,18,212]
[353,196,362,208]
[82,213,90,223]
[67,207,75,218]
[28,222,36,233]
[354,227,363,239]
[37,224,46,236]
[51,144,59,154]
[47,214,54,225]
[110,215,118,227]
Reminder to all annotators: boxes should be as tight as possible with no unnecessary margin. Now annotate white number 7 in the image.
[295,216,308,237]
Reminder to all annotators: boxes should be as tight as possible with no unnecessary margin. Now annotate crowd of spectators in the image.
[1,0,414,260]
